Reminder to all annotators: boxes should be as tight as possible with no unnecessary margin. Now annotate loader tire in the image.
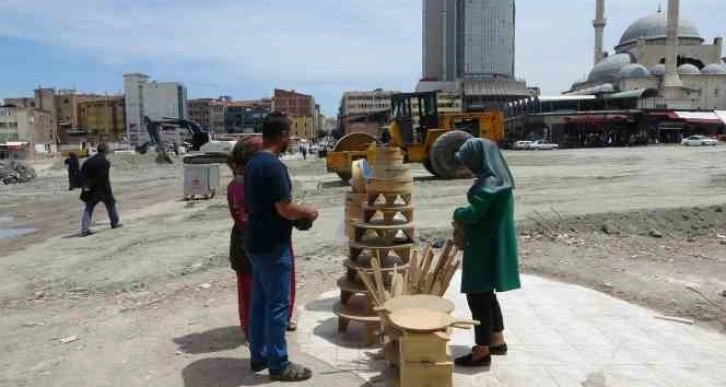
[429,130,474,180]
[423,157,439,178]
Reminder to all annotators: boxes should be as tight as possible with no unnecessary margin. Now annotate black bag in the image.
[80,188,92,203]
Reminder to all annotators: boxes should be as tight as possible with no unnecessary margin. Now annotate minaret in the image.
[663,0,683,98]
[593,0,607,65]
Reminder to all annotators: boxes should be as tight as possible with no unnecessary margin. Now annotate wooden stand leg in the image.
[338,317,350,333]
[340,290,354,305]
[364,324,379,347]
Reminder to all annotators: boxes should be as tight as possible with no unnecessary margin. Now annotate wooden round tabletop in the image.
[388,308,476,332]
[380,295,455,314]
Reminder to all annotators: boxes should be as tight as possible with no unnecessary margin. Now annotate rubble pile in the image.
[0,160,36,185]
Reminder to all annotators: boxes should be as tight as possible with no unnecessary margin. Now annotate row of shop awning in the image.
[648,111,726,125]
[674,111,721,124]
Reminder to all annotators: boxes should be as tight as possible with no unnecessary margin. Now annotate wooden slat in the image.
[437,260,460,297]
[419,245,435,292]
[430,241,453,289]
[372,252,387,302]
[357,270,382,306]
[408,252,420,294]
[432,241,453,281]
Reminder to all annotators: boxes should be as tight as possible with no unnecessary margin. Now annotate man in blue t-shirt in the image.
[244,112,318,382]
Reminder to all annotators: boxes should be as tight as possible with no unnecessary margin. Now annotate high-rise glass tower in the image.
[456,0,516,79]
[422,0,457,82]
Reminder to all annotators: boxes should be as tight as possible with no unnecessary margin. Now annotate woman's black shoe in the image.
[454,353,492,367]
[490,343,508,355]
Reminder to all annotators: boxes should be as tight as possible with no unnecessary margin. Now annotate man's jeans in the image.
[248,244,292,374]
[81,200,119,233]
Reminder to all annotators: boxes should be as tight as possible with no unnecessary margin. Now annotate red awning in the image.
[564,114,633,124]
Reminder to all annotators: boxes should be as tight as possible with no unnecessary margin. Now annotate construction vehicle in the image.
[326,91,505,181]
[136,117,235,165]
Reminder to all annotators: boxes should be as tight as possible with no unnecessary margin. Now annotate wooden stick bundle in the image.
[405,241,461,296]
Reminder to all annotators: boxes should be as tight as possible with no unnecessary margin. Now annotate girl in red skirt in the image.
[227,137,296,337]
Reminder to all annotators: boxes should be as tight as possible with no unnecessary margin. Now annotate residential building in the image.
[210,99,228,134]
[225,100,272,134]
[273,89,315,117]
[55,90,103,135]
[340,89,396,117]
[4,88,106,142]
[315,104,323,133]
[289,116,315,140]
[188,97,244,133]
[3,97,36,108]
[0,105,53,144]
[324,117,337,133]
[124,73,188,145]
[339,89,396,136]
[188,98,214,131]
[78,96,126,140]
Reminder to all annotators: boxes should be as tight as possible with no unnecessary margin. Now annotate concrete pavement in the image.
[296,273,726,386]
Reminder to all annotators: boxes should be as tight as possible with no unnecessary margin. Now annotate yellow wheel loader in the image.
[326,91,504,181]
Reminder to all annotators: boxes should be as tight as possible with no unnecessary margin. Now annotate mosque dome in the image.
[588,53,633,83]
[618,64,651,79]
[701,63,726,75]
[678,63,701,75]
[618,12,703,47]
[650,64,666,76]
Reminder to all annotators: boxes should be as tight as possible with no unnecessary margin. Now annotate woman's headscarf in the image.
[455,138,515,194]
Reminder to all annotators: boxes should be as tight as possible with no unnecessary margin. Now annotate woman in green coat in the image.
[452,138,521,367]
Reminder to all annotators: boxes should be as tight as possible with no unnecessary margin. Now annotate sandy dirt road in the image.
[1,145,725,386]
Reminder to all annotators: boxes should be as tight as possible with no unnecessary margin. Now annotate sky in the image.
[0,0,723,115]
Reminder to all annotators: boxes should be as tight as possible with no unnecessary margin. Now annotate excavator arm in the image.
[136,117,211,164]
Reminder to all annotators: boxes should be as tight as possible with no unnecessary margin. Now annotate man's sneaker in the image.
[269,363,312,382]
[80,231,94,237]
[250,360,268,373]
[111,224,123,230]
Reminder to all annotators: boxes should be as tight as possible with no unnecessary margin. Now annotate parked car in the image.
[528,140,560,150]
[513,141,534,150]
[681,135,718,146]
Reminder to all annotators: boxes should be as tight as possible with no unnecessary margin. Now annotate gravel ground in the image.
[1,145,725,386]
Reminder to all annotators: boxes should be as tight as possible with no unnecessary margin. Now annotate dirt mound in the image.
[521,205,726,239]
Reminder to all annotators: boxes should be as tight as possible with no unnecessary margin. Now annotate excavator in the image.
[326,91,505,181]
[136,116,235,165]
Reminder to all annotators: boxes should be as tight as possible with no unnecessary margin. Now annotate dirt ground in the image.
[1,145,725,386]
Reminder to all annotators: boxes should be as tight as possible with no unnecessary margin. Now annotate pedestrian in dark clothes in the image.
[226,136,297,338]
[79,143,121,237]
[64,152,83,190]
[452,138,521,368]
[244,112,318,382]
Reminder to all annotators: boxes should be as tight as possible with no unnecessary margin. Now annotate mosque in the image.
[506,0,726,147]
